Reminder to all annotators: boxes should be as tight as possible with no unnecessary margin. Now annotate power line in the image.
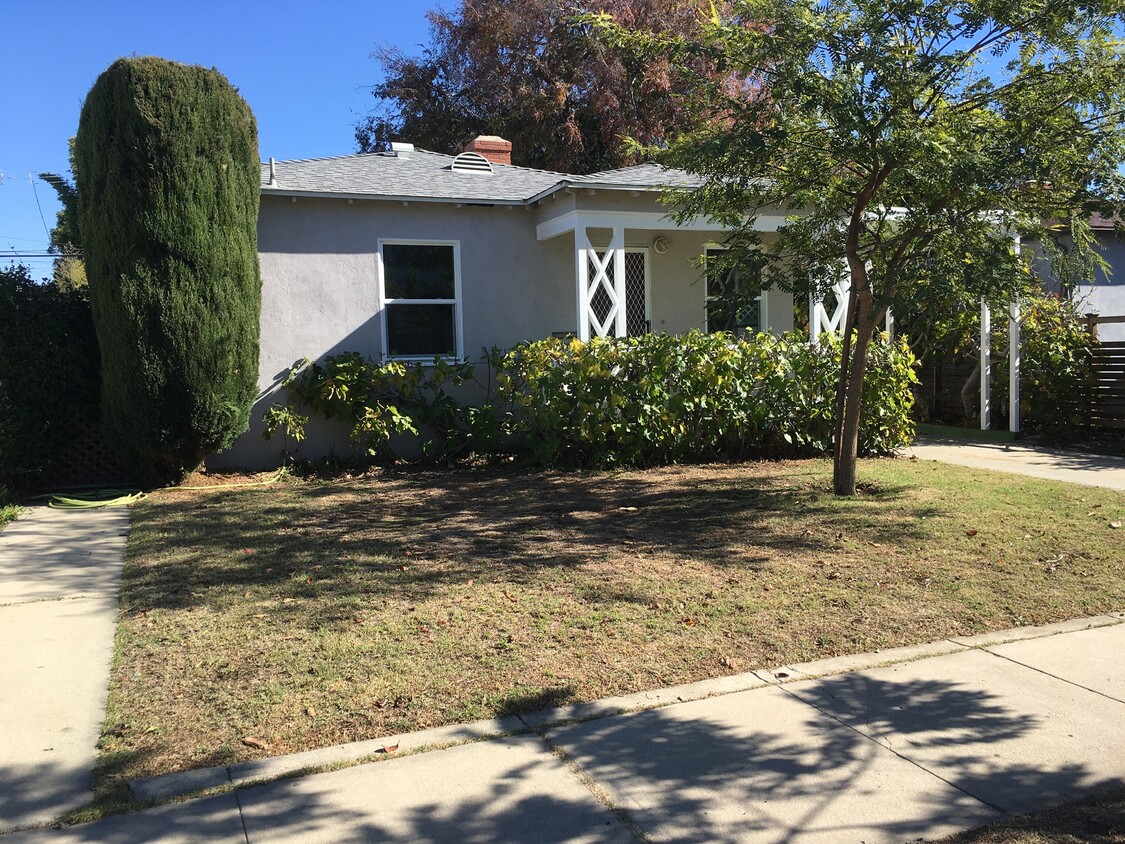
[28,172,52,241]
[0,251,82,259]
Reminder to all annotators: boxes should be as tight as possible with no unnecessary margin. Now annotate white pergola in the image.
[811,274,1021,433]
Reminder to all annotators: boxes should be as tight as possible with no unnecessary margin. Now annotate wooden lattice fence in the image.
[30,416,136,491]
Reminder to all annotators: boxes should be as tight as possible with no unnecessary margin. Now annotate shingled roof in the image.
[571,163,702,189]
[259,149,696,205]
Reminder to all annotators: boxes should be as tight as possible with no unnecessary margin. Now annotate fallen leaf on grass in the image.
[305,706,316,718]
[502,590,518,603]
[966,529,978,537]
[381,743,399,754]
[681,618,698,626]
[242,736,271,751]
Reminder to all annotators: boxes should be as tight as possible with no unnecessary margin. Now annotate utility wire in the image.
[28,172,52,241]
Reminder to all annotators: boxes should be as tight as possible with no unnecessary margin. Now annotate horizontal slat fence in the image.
[1089,339,1125,430]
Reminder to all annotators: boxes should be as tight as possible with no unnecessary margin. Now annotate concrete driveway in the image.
[908,436,1125,490]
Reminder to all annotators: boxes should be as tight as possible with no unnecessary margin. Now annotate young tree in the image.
[595,0,1125,494]
[75,57,262,481]
[39,140,86,291]
[358,0,726,173]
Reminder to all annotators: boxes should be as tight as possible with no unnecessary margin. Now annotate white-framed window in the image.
[704,246,763,335]
[378,240,463,359]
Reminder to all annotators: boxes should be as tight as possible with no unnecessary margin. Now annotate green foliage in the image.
[264,353,489,461]
[590,0,1125,492]
[74,57,261,481]
[268,333,917,469]
[40,140,88,291]
[995,294,1096,437]
[357,0,722,173]
[0,264,101,490]
[495,331,917,467]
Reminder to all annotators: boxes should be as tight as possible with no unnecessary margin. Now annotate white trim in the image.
[537,210,791,242]
[377,239,464,360]
[264,187,525,207]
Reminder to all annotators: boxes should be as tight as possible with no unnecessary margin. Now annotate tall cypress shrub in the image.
[75,57,261,480]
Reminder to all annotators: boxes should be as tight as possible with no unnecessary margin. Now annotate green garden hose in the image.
[42,489,148,509]
[36,469,285,510]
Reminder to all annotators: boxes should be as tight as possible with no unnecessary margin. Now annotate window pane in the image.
[386,303,456,357]
[384,244,455,299]
[707,299,759,335]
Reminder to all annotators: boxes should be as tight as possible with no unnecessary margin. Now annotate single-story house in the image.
[214,134,1123,467]
[214,136,804,468]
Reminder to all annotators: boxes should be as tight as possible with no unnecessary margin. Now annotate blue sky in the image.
[0,0,435,278]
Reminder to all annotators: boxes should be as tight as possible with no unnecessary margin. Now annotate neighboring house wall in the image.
[1078,232,1125,342]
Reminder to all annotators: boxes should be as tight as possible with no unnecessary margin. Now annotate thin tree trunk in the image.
[833,295,879,496]
[832,285,859,471]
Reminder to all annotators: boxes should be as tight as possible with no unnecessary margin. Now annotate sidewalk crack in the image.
[535,729,652,843]
[232,775,251,844]
[981,648,1125,707]
[774,679,1009,817]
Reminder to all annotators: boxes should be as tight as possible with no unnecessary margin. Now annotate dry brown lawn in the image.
[101,457,1125,791]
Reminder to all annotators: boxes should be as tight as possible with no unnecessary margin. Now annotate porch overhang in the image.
[536,209,791,241]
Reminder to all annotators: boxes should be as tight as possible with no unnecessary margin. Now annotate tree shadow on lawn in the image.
[123,464,943,618]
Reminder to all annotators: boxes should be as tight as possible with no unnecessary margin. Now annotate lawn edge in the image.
[123,611,1125,810]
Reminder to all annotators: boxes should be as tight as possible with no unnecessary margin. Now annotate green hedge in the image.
[994,294,1095,437]
[495,330,916,467]
[0,265,101,490]
[265,331,917,468]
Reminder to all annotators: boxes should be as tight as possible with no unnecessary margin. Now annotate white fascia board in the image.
[259,188,526,207]
[536,209,791,241]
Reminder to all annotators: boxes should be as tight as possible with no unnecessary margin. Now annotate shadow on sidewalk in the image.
[57,673,1119,843]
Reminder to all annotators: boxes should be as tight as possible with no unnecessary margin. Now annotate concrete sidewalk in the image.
[8,614,1125,843]
[0,506,129,831]
[909,436,1125,490]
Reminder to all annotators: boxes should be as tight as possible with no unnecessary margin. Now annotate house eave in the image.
[259,187,528,207]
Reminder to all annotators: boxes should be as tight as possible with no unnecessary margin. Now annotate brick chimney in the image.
[464,135,512,166]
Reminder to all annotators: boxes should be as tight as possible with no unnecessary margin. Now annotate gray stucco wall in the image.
[211,195,797,469]
[1079,232,1125,342]
[1031,230,1125,342]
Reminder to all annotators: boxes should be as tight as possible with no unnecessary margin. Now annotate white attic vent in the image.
[391,142,415,159]
[450,151,494,173]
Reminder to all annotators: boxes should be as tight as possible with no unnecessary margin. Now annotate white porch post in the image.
[980,299,991,430]
[1009,234,1021,434]
[809,290,820,348]
[575,224,591,342]
[885,308,894,340]
[611,225,627,338]
[1009,300,1021,433]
